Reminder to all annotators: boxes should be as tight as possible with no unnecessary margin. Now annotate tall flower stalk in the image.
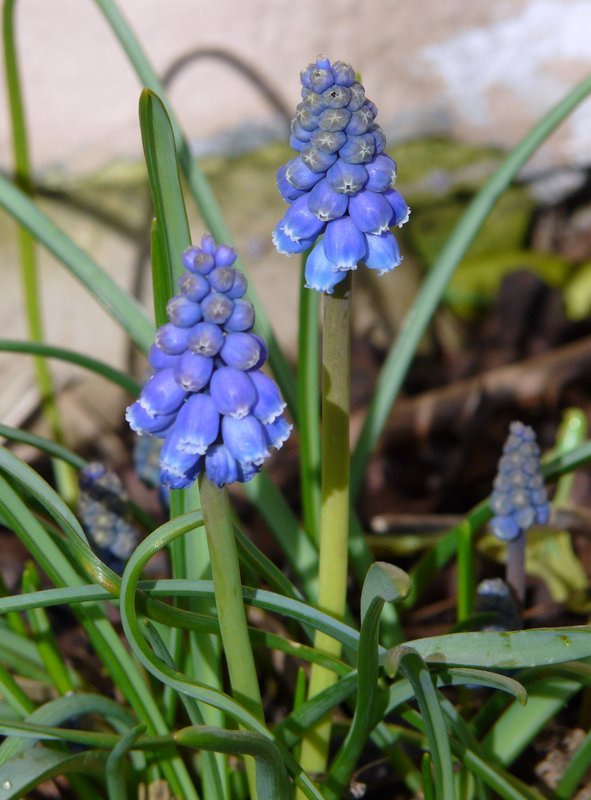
[274,55,409,783]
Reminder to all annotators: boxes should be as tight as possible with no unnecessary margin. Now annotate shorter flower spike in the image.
[77,463,140,574]
[127,235,291,489]
[274,55,409,293]
[490,421,550,542]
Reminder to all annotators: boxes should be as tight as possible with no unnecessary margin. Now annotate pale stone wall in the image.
[0,0,589,175]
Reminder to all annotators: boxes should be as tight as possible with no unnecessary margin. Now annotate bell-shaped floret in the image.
[293,104,317,133]
[126,401,176,437]
[304,241,348,294]
[307,179,348,222]
[318,107,351,132]
[280,194,326,242]
[384,189,410,227]
[174,351,214,392]
[167,295,203,327]
[276,164,305,202]
[345,105,375,136]
[331,61,356,87]
[209,266,236,293]
[148,344,179,370]
[300,61,334,93]
[264,415,293,450]
[349,190,394,234]
[138,368,187,417]
[346,83,366,112]
[490,514,521,542]
[155,323,191,355]
[205,444,239,488]
[220,332,263,371]
[182,246,215,275]
[370,125,386,155]
[224,299,255,332]
[272,225,315,255]
[321,85,351,109]
[226,271,248,299]
[178,272,210,302]
[324,217,367,270]
[201,292,234,325]
[188,322,225,357]
[250,370,286,424]
[172,394,220,455]
[210,367,257,419]
[160,432,202,489]
[285,157,324,191]
[364,231,402,275]
[222,415,270,466]
[326,159,368,195]
[365,154,397,192]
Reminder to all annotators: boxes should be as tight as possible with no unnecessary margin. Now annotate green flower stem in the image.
[298,257,322,543]
[299,274,352,783]
[3,0,76,503]
[456,519,476,622]
[506,534,526,606]
[199,475,265,800]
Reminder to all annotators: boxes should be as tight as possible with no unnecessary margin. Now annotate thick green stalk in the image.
[3,0,76,502]
[299,275,352,783]
[199,475,265,800]
[456,519,476,623]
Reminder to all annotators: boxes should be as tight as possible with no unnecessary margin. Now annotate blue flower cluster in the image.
[273,55,409,294]
[490,421,550,542]
[78,462,139,574]
[126,235,291,489]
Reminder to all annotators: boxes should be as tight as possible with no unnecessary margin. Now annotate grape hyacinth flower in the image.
[273,55,410,293]
[77,462,140,574]
[490,421,550,542]
[126,235,291,489]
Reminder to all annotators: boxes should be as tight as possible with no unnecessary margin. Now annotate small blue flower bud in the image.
[277,164,306,202]
[174,351,214,392]
[201,292,234,325]
[366,154,397,191]
[264,415,293,450]
[205,444,239,487]
[173,394,220,454]
[347,83,366,111]
[210,366,257,418]
[301,61,334,93]
[249,334,269,370]
[364,231,402,275]
[182,246,199,271]
[222,414,270,466]
[208,266,236,293]
[339,134,376,165]
[324,217,368,270]
[148,344,179,370]
[280,194,326,241]
[321,85,352,109]
[304,241,348,294]
[311,129,347,154]
[302,88,327,114]
[167,295,203,327]
[201,233,215,254]
[307,179,349,222]
[126,401,175,436]
[326,159,368,195]
[349,190,394,234]
[226,270,248,299]
[237,461,261,483]
[214,244,237,267]
[250,370,286,424]
[285,157,324,191]
[179,272,210,302]
[224,299,255,332]
[318,107,351,132]
[160,431,202,489]
[331,60,356,87]
[369,125,386,154]
[138,368,187,417]
[220,332,263,370]
[293,104,318,132]
[188,322,225,356]
[182,246,215,275]
[300,146,338,173]
[345,106,375,136]
[384,189,411,227]
[155,323,191,354]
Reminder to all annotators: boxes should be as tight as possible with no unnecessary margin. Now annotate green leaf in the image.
[387,627,591,671]
[360,561,411,622]
[0,748,106,799]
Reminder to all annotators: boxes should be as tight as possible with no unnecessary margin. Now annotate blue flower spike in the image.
[490,421,550,542]
[127,235,292,489]
[274,55,409,293]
